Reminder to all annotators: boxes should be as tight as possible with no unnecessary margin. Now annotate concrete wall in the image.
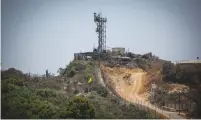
[174,60,201,64]
[74,53,86,60]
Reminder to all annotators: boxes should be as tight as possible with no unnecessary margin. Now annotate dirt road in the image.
[101,66,184,119]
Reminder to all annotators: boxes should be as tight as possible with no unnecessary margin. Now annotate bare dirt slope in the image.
[100,64,184,119]
[100,64,148,102]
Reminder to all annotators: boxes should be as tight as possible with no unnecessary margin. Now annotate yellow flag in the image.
[88,76,93,83]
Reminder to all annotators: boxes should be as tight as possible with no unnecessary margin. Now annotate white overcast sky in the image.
[2,0,201,74]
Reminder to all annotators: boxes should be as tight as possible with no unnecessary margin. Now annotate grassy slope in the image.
[1,60,154,119]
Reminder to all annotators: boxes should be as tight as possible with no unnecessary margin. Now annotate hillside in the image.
[2,56,201,119]
[1,60,154,119]
[161,63,201,118]
[100,56,201,119]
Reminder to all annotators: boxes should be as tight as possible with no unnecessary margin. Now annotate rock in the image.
[77,82,82,85]
[126,62,138,68]
[76,93,82,96]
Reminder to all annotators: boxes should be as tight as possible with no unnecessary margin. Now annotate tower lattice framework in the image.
[94,12,107,53]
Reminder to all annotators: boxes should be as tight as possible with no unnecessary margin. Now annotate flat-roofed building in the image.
[112,47,125,56]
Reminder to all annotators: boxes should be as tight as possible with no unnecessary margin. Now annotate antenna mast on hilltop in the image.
[94,12,107,53]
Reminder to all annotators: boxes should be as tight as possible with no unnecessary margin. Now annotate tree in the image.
[162,62,176,81]
[57,67,65,76]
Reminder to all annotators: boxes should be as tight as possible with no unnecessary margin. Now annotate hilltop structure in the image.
[74,12,127,61]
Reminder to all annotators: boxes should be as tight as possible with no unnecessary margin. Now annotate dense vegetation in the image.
[162,62,201,118]
[162,63,201,85]
[1,68,95,119]
[1,60,154,119]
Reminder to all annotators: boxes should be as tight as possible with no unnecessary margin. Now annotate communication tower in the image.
[94,12,107,53]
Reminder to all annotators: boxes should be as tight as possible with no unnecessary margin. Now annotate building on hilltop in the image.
[112,47,125,56]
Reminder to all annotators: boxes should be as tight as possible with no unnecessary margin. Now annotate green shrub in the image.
[97,87,108,97]
[35,89,57,98]
[67,69,76,77]
[1,83,19,93]
[65,96,95,119]
[2,65,156,119]
[1,88,32,118]
[74,90,79,94]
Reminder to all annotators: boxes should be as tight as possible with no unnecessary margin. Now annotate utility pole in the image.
[46,69,49,78]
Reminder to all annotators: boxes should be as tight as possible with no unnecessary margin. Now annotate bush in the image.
[74,90,79,94]
[65,96,95,119]
[67,69,76,77]
[35,89,57,98]
[162,62,176,81]
[60,61,76,77]
[1,88,33,118]
[97,87,108,97]
[2,68,27,87]
[2,86,86,119]
[1,83,19,93]
[2,65,156,119]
